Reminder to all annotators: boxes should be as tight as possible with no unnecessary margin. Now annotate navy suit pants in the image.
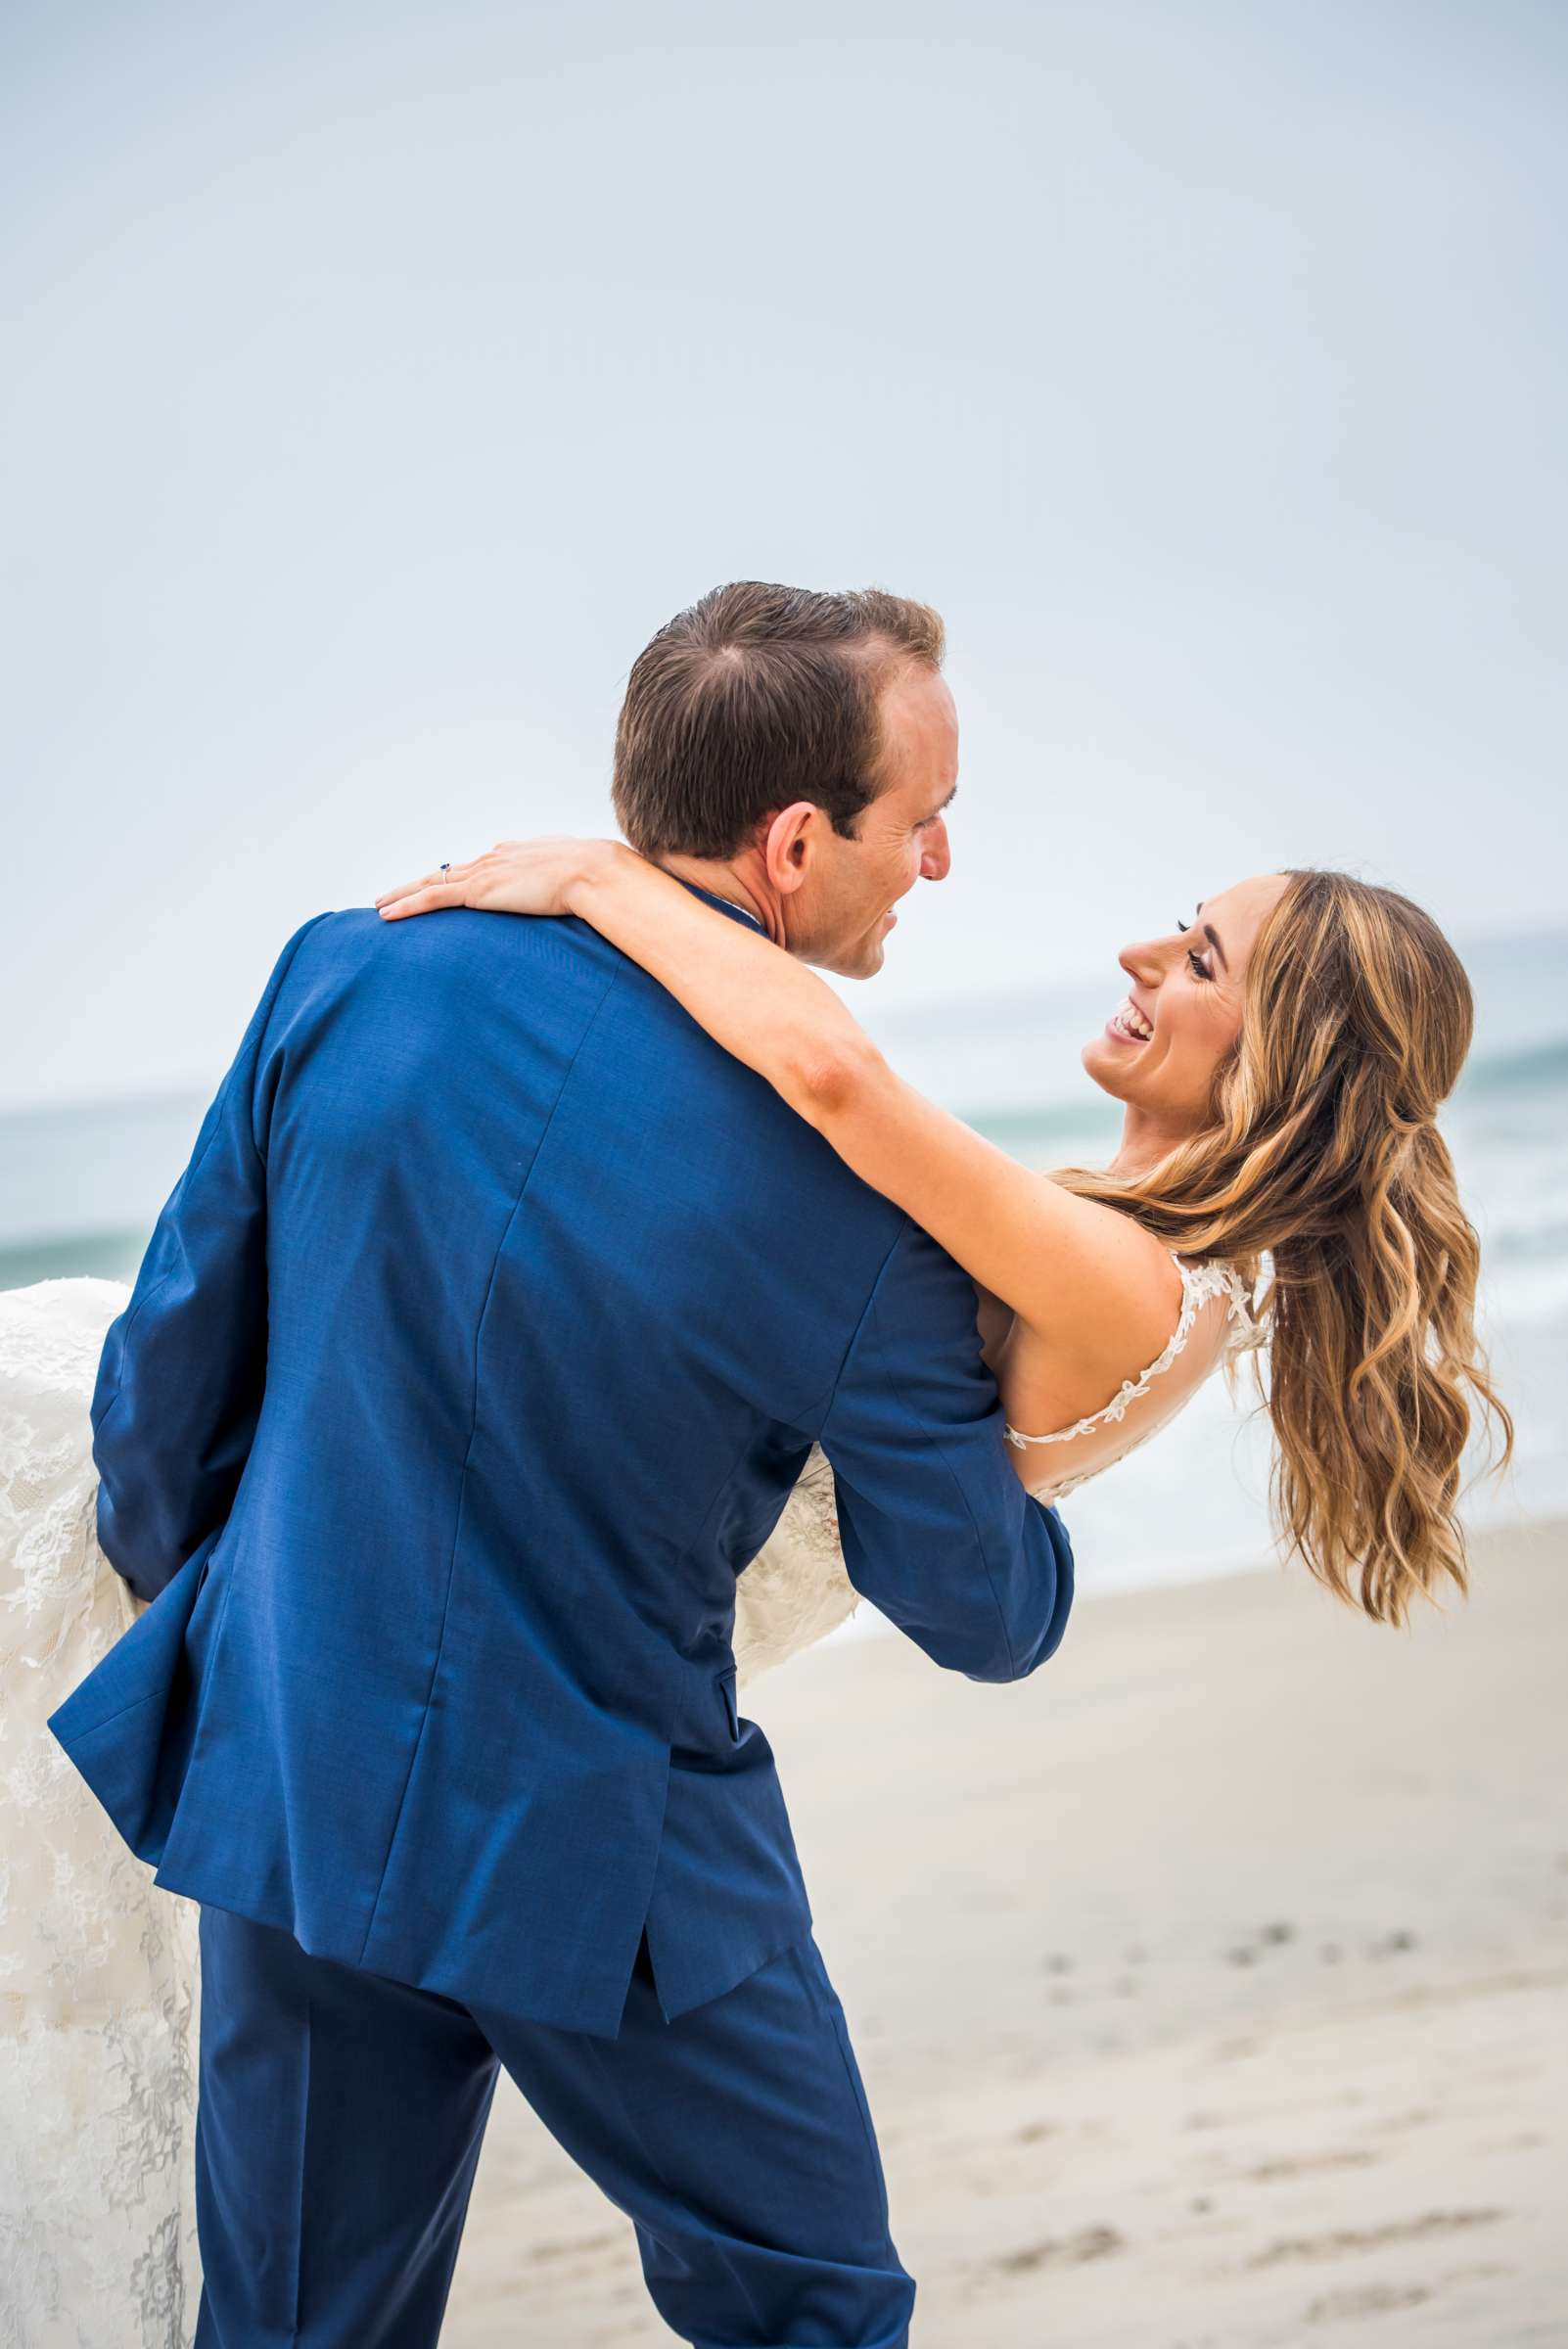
[192,1905,914,2348]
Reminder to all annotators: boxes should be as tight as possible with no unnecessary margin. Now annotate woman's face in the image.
[1082,874,1289,1131]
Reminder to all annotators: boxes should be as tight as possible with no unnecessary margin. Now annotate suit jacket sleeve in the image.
[814,1219,1075,1683]
[91,915,326,1603]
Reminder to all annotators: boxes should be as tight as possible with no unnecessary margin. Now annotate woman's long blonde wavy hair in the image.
[1062,870,1511,1626]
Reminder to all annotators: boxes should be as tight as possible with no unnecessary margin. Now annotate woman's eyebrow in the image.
[1194,901,1229,971]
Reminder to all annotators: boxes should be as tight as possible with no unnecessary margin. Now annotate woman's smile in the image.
[1105,995,1153,1045]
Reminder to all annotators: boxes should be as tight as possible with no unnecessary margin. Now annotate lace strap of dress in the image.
[1003,1253,1254,1451]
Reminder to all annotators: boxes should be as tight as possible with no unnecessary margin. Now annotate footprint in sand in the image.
[988,2225,1125,2275]
[1239,2148,1377,2183]
[1369,2106,1440,2135]
[1248,2208,1504,2269]
[526,2229,622,2266]
[1306,2280,1431,2322]
[1224,1921,1300,1966]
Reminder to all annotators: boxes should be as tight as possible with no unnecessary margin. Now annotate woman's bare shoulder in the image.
[997,1198,1188,1435]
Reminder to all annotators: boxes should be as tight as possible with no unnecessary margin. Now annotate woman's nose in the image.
[1119,939,1163,986]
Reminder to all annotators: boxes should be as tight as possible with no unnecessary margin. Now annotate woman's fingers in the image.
[378,882,462,921]
[375,859,477,914]
[375,869,443,908]
[375,839,595,923]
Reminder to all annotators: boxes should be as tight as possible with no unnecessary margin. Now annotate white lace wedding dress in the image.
[1,1280,200,2349]
[1,1259,1255,2345]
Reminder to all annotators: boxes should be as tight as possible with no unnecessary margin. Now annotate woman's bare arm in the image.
[378,840,1183,1438]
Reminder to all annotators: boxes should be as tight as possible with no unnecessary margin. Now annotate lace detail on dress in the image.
[1003,1254,1255,1449]
[733,1446,858,1691]
[1,1278,201,2348]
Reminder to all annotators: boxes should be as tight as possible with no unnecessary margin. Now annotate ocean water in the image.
[2,927,1562,1598]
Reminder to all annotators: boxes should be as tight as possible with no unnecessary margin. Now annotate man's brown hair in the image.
[612,580,945,859]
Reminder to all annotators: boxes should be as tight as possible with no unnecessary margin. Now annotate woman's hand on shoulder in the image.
[375,837,629,923]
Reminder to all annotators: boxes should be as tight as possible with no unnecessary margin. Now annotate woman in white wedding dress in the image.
[1,862,1506,2345]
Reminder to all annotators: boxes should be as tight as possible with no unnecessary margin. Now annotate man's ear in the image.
[759,802,823,898]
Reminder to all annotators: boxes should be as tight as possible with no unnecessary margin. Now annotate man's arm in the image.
[813,1220,1074,1683]
[92,915,326,1603]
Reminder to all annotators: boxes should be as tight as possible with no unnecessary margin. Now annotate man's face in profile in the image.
[787,666,958,979]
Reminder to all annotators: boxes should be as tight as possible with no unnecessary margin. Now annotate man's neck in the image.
[653,850,787,947]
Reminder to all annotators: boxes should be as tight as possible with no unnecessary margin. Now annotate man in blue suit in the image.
[51,581,1073,2347]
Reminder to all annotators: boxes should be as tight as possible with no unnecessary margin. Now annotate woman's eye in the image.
[1176,920,1211,979]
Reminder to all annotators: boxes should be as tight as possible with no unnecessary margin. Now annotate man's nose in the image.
[920,819,951,883]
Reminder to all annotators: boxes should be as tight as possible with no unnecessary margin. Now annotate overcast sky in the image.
[4,0,1564,1108]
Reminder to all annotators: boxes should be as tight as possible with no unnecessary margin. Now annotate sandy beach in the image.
[443,1521,1566,2348]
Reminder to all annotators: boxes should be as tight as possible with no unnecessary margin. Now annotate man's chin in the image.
[797,919,894,980]
[828,941,886,982]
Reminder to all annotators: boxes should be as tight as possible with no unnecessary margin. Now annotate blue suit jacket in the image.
[49,897,1074,2037]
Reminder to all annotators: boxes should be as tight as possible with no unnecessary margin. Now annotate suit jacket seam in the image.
[50,1684,165,1742]
[787,1214,913,1438]
[90,913,327,1450]
[356,957,628,1962]
[246,909,337,1172]
[863,1296,1020,1680]
[807,1222,1021,1681]
[663,1211,902,1670]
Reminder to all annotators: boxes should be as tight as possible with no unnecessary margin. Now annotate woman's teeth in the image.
[1109,998,1153,1042]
